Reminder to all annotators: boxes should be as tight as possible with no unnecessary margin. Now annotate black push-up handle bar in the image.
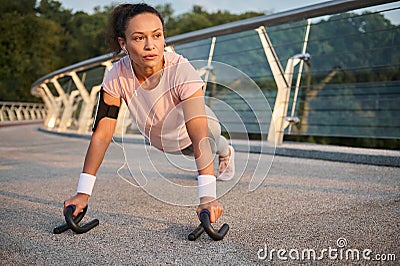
[188,210,229,241]
[53,205,99,234]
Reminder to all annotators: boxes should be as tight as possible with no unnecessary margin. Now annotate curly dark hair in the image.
[105,3,165,55]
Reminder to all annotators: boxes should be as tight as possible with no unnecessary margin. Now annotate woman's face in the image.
[121,12,165,71]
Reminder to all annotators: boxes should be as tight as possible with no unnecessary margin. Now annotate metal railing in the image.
[166,0,396,45]
[0,102,46,123]
[30,0,399,145]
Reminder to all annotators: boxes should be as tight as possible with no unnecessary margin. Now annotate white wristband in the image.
[197,174,216,199]
[77,173,96,196]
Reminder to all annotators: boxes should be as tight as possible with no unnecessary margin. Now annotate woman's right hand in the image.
[63,193,90,217]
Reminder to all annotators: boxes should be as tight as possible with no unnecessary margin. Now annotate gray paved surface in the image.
[0,124,399,265]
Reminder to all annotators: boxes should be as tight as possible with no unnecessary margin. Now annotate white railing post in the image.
[52,78,81,132]
[0,104,6,121]
[289,19,312,134]
[204,36,216,93]
[256,26,291,145]
[39,85,58,128]
[69,71,94,133]
[256,26,309,145]
[6,104,16,121]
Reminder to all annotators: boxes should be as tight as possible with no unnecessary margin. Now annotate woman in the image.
[64,3,235,223]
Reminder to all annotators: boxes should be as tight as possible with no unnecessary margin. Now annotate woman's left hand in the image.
[197,196,223,223]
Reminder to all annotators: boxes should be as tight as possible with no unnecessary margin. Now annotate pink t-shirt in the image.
[102,52,204,152]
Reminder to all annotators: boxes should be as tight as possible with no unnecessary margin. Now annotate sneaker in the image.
[217,145,235,181]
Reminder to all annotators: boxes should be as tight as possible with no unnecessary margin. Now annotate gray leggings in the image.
[177,105,230,157]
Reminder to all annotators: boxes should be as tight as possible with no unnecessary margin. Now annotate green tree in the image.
[163,4,264,36]
[65,11,110,64]
[0,0,64,101]
[155,3,174,25]
[36,0,73,27]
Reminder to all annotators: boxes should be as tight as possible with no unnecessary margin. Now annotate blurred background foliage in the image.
[0,0,264,101]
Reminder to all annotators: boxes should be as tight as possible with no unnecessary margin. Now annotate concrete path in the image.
[0,125,399,265]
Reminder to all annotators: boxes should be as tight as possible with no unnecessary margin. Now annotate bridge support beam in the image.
[40,84,61,129]
[256,26,309,145]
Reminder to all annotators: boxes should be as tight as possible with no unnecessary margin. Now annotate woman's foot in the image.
[217,145,235,181]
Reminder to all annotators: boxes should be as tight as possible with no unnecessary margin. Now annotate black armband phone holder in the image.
[92,89,120,131]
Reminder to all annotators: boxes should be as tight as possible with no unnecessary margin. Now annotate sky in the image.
[57,0,399,24]
[58,0,326,14]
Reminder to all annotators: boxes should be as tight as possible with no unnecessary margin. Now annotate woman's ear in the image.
[118,37,128,54]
